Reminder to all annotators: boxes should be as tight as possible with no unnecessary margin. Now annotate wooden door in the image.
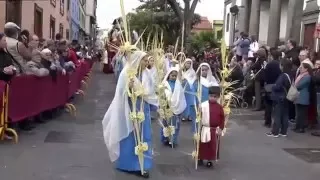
[34,3,43,38]
[6,0,22,27]
[50,16,56,39]
[304,23,316,50]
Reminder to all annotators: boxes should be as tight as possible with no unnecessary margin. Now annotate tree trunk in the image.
[167,0,199,51]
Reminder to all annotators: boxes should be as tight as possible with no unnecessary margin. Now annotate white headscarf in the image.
[165,53,173,73]
[102,50,157,162]
[162,66,187,115]
[196,63,219,87]
[148,56,157,81]
[182,58,196,86]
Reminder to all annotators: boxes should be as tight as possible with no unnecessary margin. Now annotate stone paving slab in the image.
[0,67,319,180]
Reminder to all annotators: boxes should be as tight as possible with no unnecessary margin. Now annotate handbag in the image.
[264,84,274,93]
[285,73,299,102]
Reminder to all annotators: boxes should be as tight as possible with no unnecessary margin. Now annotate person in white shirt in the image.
[248,35,259,61]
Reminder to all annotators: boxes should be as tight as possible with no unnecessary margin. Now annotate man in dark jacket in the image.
[251,48,267,111]
[263,48,282,127]
[228,57,244,89]
[285,40,300,60]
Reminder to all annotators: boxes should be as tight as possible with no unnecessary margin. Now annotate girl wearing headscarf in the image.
[192,63,219,133]
[164,53,173,73]
[181,58,197,122]
[160,66,186,147]
[102,51,157,178]
[147,56,159,116]
[194,63,219,102]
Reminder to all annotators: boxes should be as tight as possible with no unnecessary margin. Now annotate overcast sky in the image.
[96,0,224,29]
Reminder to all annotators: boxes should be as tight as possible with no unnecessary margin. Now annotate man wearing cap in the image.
[4,22,33,73]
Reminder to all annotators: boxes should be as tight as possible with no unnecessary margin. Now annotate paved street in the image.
[0,65,320,180]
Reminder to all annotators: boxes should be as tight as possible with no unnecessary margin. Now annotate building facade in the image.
[224,0,308,48]
[70,0,80,41]
[213,20,223,42]
[191,16,213,34]
[85,0,97,44]
[78,0,86,44]
[0,0,70,39]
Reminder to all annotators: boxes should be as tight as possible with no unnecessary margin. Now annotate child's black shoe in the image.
[198,160,204,166]
[206,161,213,168]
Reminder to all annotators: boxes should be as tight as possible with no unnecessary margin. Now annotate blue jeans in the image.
[272,101,289,135]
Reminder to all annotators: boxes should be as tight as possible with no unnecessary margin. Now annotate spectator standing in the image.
[285,40,299,60]
[68,40,80,67]
[233,32,244,62]
[294,61,313,133]
[240,33,251,62]
[248,35,259,61]
[26,35,49,77]
[297,50,317,127]
[0,32,16,82]
[228,57,244,90]
[57,41,75,72]
[40,48,58,81]
[251,48,267,111]
[4,22,31,73]
[267,59,292,137]
[263,48,282,127]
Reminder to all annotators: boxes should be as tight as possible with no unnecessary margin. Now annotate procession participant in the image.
[181,58,197,122]
[198,86,225,168]
[194,63,219,103]
[165,53,174,73]
[113,52,126,80]
[160,66,186,147]
[147,56,157,88]
[192,63,219,133]
[147,56,159,118]
[103,20,121,74]
[102,50,157,178]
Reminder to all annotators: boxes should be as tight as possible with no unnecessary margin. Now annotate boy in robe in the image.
[160,67,187,147]
[198,86,225,168]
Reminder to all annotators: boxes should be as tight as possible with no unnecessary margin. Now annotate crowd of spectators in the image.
[230,32,320,137]
[0,22,95,136]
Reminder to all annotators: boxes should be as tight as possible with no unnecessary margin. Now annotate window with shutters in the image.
[66,29,70,40]
[50,16,56,39]
[59,23,64,38]
[34,3,43,38]
[51,0,56,7]
[60,0,64,16]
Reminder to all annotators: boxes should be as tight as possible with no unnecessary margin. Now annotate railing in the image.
[0,60,94,143]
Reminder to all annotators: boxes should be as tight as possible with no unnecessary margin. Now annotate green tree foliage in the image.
[128,0,201,46]
[190,31,219,55]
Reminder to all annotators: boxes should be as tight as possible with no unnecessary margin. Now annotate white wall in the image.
[85,17,90,34]
[85,0,95,35]
[259,0,269,44]
[279,0,288,40]
[224,2,232,46]
[259,0,288,44]
[86,0,94,16]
